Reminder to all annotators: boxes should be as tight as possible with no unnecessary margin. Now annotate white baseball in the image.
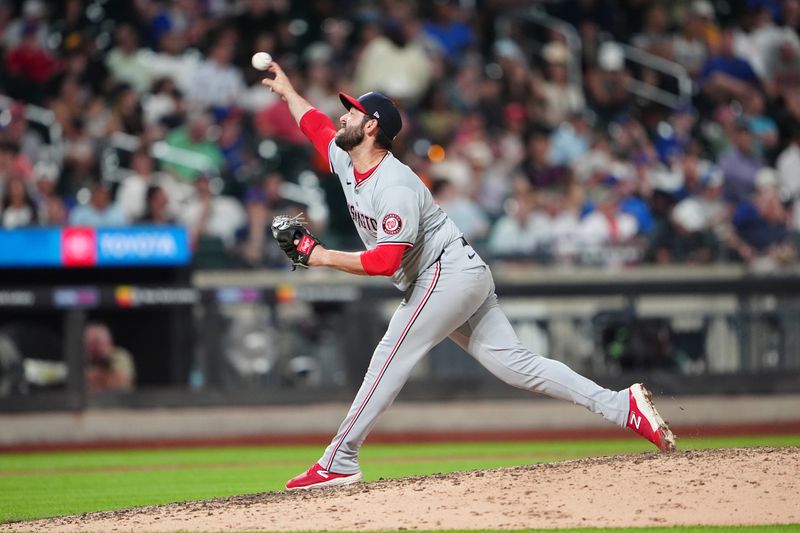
[251,52,272,71]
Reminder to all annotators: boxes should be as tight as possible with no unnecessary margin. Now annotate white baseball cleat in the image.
[626,383,677,452]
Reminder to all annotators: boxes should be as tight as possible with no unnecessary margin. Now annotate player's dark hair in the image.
[362,115,393,151]
[374,128,393,150]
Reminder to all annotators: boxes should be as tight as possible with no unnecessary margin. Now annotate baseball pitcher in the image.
[261,62,676,491]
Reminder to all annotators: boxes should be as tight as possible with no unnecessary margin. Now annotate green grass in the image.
[278,525,800,533]
[0,435,798,525]
[112,525,800,533]
[281,528,800,533]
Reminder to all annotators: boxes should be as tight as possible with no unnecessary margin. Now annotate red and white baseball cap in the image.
[339,91,403,139]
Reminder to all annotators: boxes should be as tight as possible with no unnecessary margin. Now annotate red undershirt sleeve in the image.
[299,109,337,169]
[360,243,411,276]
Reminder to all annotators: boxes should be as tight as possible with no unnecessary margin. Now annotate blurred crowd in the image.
[1,0,800,270]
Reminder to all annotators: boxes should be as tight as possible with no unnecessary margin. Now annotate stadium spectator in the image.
[0,101,45,165]
[653,166,727,263]
[417,84,461,145]
[217,108,249,179]
[673,3,711,78]
[532,186,583,262]
[688,0,720,53]
[422,0,475,63]
[163,110,225,181]
[1,175,37,228]
[742,90,779,157]
[2,0,48,50]
[353,17,432,102]
[431,177,489,243]
[303,44,345,121]
[654,105,698,165]
[776,122,800,200]
[719,120,766,203]
[50,0,93,56]
[734,4,798,84]
[3,21,59,104]
[578,185,639,247]
[105,23,152,93]
[461,139,508,219]
[0,140,32,187]
[631,3,672,58]
[549,110,593,167]
[83,322,135,393]
[186,34,246,113]
[730,170,795,264]
[138,185,175,226]
[116,148,179,221]
[761,30,800,112]
[487,178,541,257]
[68,182,127,227]
[492,103,527,184]
[584,42,634,125]
[519,128,569,189]
[539,41,586,129]
[147,31,199,93]
[237,172,301,268]
[233,0,289,60]
[49,74,85,139]
[178,173,246,250]
[698,27,760,104]
[142,77,187,135]
[32,162,67,226]
[495,42,534,110]
[108,84,145,137]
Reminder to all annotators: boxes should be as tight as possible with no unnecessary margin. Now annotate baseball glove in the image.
[271,213,323,270]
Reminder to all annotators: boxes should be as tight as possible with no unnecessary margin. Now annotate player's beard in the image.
[335,119,367,151]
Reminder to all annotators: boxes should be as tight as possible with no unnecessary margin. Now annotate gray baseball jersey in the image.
[317,139,629,475]
[328,143,461,290]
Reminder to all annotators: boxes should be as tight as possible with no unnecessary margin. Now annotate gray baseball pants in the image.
[320,238,629,474]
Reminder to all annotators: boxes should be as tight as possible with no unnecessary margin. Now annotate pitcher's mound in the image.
[5,446,799,532]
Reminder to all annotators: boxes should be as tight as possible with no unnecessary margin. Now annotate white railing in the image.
[0,94,64,166]
[523,7,583,96]
[495,8,694,110]
[618,42,693,109]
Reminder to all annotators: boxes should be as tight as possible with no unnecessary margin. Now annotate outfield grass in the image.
[0,435,798,525]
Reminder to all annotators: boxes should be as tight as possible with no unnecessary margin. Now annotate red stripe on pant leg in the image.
[325,261,441,471]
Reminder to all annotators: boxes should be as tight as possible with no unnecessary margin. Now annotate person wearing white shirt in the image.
[777,126,800,200]
[578,187,638,246]
[116,149,185,222]
[177,174,245,249]
[186,39,245,110]
[488,191,541,257]
[105,24,152,93]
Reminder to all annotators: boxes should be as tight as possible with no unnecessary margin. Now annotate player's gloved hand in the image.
[271,213,323,270]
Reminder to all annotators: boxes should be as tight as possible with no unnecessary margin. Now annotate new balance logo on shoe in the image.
[629,412,641,430]
[627,383,676,452]
[315,469,330,479]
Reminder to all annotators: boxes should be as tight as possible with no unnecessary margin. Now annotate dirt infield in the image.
[3,446,798,532]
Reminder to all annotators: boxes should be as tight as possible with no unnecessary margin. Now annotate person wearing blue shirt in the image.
[730,183,791,262]
[699,28,760,103]
[423,0,475,63]
[68,183,128,227]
